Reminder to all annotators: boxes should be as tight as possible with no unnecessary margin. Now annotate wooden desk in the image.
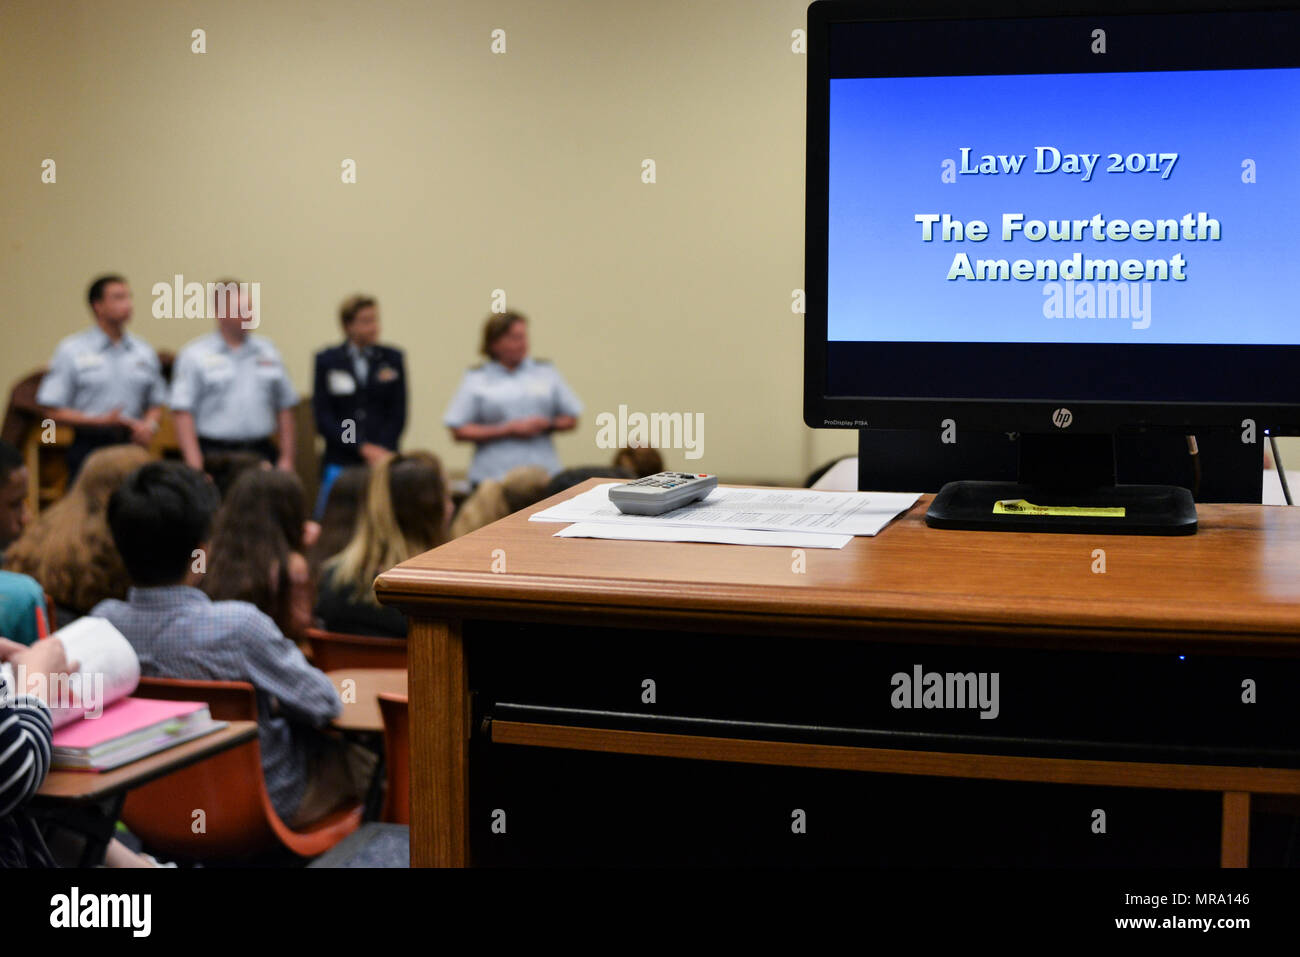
[375,480,1300,868]
[327,669,408,733]
[36,721,257,804]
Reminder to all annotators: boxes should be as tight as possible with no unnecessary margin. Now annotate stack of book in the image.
[20,616,227,772]
[51,698,222,772]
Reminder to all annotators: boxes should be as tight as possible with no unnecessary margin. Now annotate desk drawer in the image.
[466,743,1227,867]
[467,620,1300,766]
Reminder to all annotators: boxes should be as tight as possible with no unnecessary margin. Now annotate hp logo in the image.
[1052,408,1073,428]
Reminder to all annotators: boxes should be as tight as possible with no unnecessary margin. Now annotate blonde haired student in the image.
[315,452,451,638]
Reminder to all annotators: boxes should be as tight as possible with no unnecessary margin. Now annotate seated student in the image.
[204,449,270,500]
[94,462,370,828]
[6,445,151,627]
[0,635,62,866]
[0,575,48,648]
[0,635,156,867]
[449,464,551,539]
[542,463,635,500]
[308,464,368,576]
[612,445,664,479]
[316,452,450,638]
[0,440,49,645]
[202,468,317,643]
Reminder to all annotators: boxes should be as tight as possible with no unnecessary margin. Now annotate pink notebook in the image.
[51,697,206,749]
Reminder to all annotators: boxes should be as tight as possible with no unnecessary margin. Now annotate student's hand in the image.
[302,521,321,549]
[359,442,391,465]
[0,637,76,700]
[17,638,75,676]
[276,454,295,473]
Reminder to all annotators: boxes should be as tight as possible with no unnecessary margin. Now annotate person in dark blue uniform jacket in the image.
[311,295,406,517]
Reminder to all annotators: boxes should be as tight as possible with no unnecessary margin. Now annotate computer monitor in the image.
[803,0,1300,534]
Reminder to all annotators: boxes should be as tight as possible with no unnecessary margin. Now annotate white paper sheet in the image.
[554,522,853,548]
[0,618,142,728]
[531,483,920,537]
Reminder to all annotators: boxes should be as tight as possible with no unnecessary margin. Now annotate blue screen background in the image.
[827,69,1300,344]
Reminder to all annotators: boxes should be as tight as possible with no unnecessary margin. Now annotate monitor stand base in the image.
[925,480,1198,535]
[924,432,1198,535]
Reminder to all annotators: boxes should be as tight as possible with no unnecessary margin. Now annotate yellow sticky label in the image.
[993,498,1126,518]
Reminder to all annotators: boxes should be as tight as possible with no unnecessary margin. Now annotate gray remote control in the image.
[608,471,718,515]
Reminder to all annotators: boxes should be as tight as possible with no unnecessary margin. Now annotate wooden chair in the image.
[304,626,408,671]
[122,676,362,862]
[377,693,409,825]
[4,368,72,515]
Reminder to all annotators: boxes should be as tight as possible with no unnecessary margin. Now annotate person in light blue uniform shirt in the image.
[170,281,299,473]
[36,275,168,478]
[444,311,582,487]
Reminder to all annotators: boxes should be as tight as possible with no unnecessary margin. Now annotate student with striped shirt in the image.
[0,636,63,867]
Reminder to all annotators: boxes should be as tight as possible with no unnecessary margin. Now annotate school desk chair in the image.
[303,626,408,671]
[122,676,362,862]
[377,692,409,825]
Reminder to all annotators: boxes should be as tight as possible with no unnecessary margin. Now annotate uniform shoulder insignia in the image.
[470,362,486,371]
[534,357,552,364]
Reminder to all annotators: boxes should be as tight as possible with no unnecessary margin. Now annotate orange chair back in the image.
[132,675,258,720]
[123,676,361,861]
[304,627,407,671]
[377,693,409,825]
[41,594,56,635]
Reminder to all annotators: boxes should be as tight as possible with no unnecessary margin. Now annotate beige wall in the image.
[1,0,855,486]
[1,0,1293,483]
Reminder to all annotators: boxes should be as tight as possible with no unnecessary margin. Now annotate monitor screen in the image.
[805,2,1300,433]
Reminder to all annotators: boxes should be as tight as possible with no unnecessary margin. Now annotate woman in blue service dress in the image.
[443,311,582,489]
